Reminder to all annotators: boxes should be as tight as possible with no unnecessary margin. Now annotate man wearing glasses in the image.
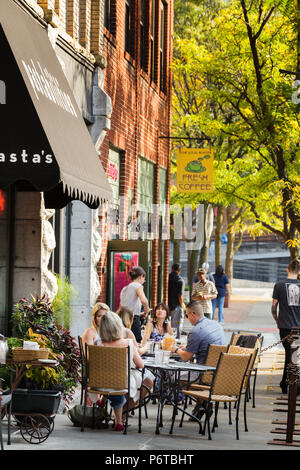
[171,300,225,364]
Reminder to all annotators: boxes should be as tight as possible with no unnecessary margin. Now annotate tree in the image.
[172,0,300,260]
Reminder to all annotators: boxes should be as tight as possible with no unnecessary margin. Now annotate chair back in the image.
[227,345,258,388]
[230,332,262,349]
[201,344,228,385]
[86,344,129,391]
[211,353,252,397]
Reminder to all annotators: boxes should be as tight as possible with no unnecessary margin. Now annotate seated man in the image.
[170,300,226,420]
[171,300,225,364]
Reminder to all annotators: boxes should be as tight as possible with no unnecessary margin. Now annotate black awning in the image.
[0,0,112,209]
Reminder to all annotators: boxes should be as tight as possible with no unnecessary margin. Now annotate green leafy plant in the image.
[51,274,78,329]
[11,294,55,338]
[9,295,80,404]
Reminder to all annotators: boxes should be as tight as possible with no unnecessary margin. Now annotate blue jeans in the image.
[106,395,126,410]
[212,296,225,323]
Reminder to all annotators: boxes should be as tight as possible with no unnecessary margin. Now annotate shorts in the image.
[106,395,127,410]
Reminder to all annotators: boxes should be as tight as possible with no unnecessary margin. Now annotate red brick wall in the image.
[98,0,173,308]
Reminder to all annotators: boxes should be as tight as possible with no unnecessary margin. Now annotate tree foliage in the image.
[172,0,300,258]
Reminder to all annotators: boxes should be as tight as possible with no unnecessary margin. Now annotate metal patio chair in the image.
[180,352,252,440]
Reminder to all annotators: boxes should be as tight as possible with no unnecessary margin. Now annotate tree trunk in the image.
[215,205,223,268]
[187,249,198,301]
[173,238,181,264]
[199,203,214,266]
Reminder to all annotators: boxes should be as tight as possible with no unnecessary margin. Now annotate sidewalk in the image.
[3,287,298,452]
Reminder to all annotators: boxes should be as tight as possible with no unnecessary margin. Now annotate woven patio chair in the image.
[178,344,229,427]
[228,343,260,408]
[180,352,252,440]
[81,344,131,434]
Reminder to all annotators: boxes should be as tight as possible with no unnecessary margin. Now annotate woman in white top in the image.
[119,266,150,343]
[82,302,110,347]
[100,311,145,431]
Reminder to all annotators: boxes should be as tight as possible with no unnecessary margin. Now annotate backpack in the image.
[67,404,109,429]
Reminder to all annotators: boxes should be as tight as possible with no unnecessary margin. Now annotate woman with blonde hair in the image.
[99,311,145,431]
[82,302,110,347]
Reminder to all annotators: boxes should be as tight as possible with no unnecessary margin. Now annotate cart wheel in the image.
[48,417,55,434]
[20,414,51,444]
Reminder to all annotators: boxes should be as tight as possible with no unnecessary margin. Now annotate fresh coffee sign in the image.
[177,148,214,193]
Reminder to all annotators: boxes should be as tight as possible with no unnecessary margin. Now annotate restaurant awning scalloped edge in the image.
[0,0,112,209]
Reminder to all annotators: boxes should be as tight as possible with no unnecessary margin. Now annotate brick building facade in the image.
[97,0,173,310]
[0,0,173,337]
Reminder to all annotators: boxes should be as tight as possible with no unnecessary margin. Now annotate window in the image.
[104,0,112,31]
[107,148,121,239]
[125,0,134,55]
[150,0,157,81]
[137,157,155,214]
[104,0,116,36]
[140,0,147,70]
[159,1,167,92]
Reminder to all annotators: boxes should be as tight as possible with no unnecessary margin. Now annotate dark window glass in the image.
[150,0,156,81]
[105,0,111,30]
[125,0,133,55]
[140,0,146,70]
[160,1,166,91]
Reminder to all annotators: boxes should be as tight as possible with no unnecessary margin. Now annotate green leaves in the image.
[172,0,300,253]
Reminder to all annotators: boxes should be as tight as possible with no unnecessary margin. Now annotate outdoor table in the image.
[5,358,59,391]
[139,358,215,435]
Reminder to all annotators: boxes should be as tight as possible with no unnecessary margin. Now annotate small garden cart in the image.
[12,389,62,444]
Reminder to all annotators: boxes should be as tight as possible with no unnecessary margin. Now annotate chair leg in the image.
[228,402,232,425]
[212,402,218,432]
[81,390,88,432]
[205,405,212,440]
[179,396,188,427]
[169,403,177,435]
[0,414,3,451]
[7,401,11,445]
[235,398,241,440]
[243,393,248,432]
[252,370,257,408]
[123,396,130,435]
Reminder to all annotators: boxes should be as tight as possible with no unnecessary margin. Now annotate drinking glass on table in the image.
[171,327,177,337]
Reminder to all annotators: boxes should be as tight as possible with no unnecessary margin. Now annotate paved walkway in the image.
[3,286,299,452]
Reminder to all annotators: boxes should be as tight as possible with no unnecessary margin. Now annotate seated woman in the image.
[142,303,183,403]
[142,302,172,346]
[82,302,110,347]
[100,311,153,431]
[116,306,148,356]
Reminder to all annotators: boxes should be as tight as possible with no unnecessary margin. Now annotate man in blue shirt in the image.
[171,300,226,363]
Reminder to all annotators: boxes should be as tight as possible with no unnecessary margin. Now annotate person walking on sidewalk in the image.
[119,266,150,344]
[192,262,215,284]
[271,259,300,394]
[212,265,230,324]
[191,268,217,319]
[168,263,185,336]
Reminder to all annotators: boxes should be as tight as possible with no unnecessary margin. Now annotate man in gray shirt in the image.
[171,300,225,364]
[271,259,300,393]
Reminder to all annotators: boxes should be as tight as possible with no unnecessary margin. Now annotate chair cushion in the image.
[88,388,127,395]
[182,389,238,403]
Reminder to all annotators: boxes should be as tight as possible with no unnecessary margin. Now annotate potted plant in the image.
[9,294,81,406]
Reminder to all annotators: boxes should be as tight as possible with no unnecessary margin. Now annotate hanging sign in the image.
[177,148,214,193]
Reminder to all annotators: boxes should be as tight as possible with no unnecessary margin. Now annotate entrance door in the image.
[109,251,139,312]
[107,240,151,311]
